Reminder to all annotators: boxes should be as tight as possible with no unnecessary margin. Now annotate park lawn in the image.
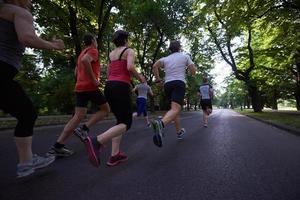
[0,115,74,130]
[0,111,166,130]
[237,109,300,130]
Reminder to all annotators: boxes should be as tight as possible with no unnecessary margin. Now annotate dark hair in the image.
[112,30,129,47]
[83,33,95,46]
[203,76,208,83]
[169,40,181,53]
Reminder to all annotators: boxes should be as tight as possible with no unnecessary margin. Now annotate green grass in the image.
[0,111,167,130]
[0,115,74,129]
[236,109,300,130]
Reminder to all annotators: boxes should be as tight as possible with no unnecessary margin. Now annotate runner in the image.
[47,33,110,157]
[132,74,154,127]
[198,76,213,127]
[0,0,64,177]
[74,30,142,167]
[152,40,196,147]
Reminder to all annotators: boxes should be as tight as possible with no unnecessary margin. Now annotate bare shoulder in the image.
[121,48,134,60]
[126,48,135,56]
[0,4,32,22]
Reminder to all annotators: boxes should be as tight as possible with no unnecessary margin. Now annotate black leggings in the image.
[104,81,132,130]
[0,61,37,137]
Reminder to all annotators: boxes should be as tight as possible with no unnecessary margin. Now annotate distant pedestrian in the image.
[132,74,154,127]
[198,77,213,127]
[152,40,196,147]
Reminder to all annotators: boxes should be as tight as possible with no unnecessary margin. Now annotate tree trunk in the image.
[295,62,300,110]
[149,96,155,112]
[186,97,190,111]
[247,84,262,112]
[97,1,113,50]
[295,87,300,110]
[271,89,278,110]
[68,4,81,59]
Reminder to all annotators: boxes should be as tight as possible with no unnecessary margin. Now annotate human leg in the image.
[0,65,54,177]
[78,81,131,167]
[46,107,86,157]
[173,114,186,140]
[152,81,185,147]
[203,108,208,127]
[84,90,109,128]
[57,107,87,144]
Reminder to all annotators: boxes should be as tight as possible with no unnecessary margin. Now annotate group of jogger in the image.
[0,0,213,178]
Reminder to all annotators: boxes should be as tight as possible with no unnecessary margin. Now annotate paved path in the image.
[0,109,300,200]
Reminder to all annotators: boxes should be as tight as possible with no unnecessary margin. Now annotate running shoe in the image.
[106,151,128,167]
[83,137,101,167]
[17,154,55,178]
[47,146,74,157]
[151,119,164,147]
[177,128,186,140]
[74,125,89,142]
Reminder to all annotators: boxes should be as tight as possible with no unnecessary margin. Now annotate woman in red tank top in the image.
[78,30,143,167]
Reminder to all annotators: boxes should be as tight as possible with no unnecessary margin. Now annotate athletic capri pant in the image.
[164,80,186,106]
[104,81,132,130]
[0,61,37,137]
[136,97,147,117]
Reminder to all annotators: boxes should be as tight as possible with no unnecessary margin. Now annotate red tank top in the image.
[108,48,131,84]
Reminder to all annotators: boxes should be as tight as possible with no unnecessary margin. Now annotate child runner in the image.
[152,40,196,147]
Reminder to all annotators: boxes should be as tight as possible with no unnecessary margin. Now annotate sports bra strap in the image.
[119,47,129,60]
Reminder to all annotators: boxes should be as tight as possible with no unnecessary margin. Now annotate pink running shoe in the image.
[106,151,128,167]
[84,137,101,167]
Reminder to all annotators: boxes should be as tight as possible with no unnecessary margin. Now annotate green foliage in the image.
[14,0,300,115]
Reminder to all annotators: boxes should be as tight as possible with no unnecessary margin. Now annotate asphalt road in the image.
[0,109,300,200]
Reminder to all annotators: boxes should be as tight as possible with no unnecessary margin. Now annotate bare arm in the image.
[187,64,196,76]
[149,87,154,96]
[132,86,137,93]
[14,8,64,50]
[152,60,163,82]
[127,49,142,82]
[198,91,201,97]
[209,88,214,99]
[81,54,99,86]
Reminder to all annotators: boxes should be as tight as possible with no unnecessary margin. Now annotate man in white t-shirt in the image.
[198,76,213,127]
[152,40,196,147]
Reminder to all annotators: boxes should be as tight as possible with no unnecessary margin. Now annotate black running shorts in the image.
[164,80,186,106]
[75,89,107,107]
[200,99,212,110]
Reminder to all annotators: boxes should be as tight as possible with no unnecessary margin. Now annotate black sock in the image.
[54,142,65,149]
[82,124,89,132]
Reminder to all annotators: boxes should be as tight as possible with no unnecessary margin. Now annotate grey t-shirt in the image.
[136,83,151,99]
[159,52,194,83]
